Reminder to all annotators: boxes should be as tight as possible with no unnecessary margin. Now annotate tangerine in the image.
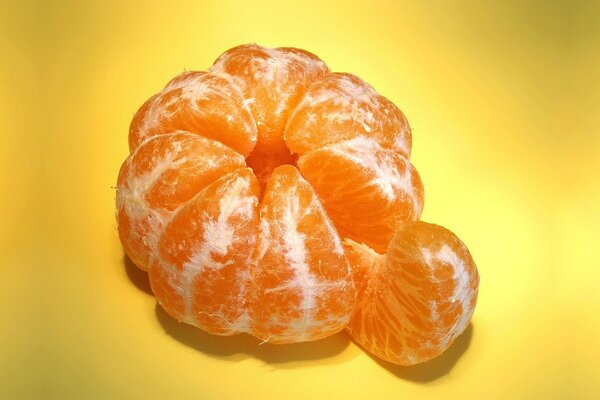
[116,44,479,363]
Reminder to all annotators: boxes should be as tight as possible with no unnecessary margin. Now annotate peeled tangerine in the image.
[116,43,479,366]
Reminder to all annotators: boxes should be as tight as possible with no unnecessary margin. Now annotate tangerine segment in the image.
[346,221,480,365]
[128,71,257,155]
[297,137,424,254]
[210,44,329,185]
[249,165,355,343]
[210,44,329,140]
[150,168,260,335]
[116,132,245,270]
[284,72,412,157]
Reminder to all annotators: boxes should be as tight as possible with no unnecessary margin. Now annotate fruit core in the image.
[245,138,298,193]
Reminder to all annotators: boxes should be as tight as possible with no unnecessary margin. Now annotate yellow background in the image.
[3,0,599,398]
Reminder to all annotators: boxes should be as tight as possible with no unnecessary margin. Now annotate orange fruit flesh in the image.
[209,44,329,188]
[346,221,479,365]
[129,71,257,156]
[150,168,259,335]
[298,136,424,253]
[118,44,478,358]
[284,72,412,157]
[116,132,245,270]
[249,165,355,343]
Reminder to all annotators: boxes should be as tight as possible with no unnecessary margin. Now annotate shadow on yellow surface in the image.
[123,254,353,365]
[123,253,472,378]
[155,305,353,366]
[123,255,153,297]
[369,324,473,382]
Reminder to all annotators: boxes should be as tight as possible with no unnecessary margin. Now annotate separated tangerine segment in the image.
[298,137,423,254]
[210,44,330,186]
[249,165,355,343]
[150,168,260,335]
[128,71,258,156]
[116,132,245,270]
[346,221,479,365]
[284,72,412,157]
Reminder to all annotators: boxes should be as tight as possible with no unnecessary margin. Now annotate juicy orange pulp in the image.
[117,44,478,364]
[345,221,479,365]
[210,45,329,189]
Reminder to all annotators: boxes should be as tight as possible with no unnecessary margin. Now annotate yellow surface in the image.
[3,0,599,398]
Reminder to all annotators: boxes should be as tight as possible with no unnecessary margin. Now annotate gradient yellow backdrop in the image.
[2,0,599,398]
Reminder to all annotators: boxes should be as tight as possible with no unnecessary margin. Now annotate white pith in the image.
[178,175,256,331]
[134,71,255,149]
[287,73,411,156]
[256,176,351,342]
[421,244,474,348]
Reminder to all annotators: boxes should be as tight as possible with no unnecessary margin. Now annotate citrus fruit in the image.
[116,44,479,359]
[345,221,480,365]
